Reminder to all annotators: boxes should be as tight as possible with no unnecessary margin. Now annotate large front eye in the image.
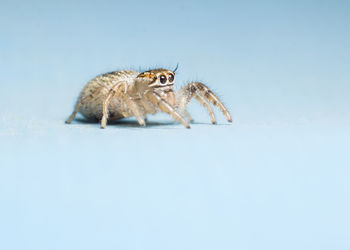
[168,74,174,83]
[159,75,167,84]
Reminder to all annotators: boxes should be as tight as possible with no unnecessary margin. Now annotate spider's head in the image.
[136,68,176,88]
[137,67,178,106]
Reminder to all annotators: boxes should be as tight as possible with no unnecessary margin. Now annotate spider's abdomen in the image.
[78,70,138,120]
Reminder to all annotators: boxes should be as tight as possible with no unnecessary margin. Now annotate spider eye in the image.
[159,75,167,84]
[168,74,174,83]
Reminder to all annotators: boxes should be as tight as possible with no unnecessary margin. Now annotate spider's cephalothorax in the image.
[66,67,232,129]
[136,68,176,107]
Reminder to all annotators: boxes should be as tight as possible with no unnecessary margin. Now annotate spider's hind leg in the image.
[65,100,82,124]
[66,87,102,124]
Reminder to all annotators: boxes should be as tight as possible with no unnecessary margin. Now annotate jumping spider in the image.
[66,66,232,128]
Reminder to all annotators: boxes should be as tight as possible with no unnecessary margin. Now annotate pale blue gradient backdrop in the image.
[0,1,349,250]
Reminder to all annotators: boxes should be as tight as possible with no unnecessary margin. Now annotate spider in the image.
[65,66,232,128]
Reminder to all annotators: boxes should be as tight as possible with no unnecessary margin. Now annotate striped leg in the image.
[176,82,232,123]
[146,91,190,128]
[194,94,216,124]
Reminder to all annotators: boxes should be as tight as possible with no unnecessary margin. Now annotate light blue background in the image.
[1,0,349,249]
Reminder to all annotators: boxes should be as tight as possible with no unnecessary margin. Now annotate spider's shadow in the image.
[72,117,218,128]
[74,117,177,128]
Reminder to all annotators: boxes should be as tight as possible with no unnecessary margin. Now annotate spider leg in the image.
[176,82,232,123]
[101,81,145,128]
[146,91,190,128]
[184,109,193,123]
[101,92,115,128]
[65,100,82,124]
[123,96,146,126]
[66,86,105,124]
[101,81,126,128]
[194,94,216,124]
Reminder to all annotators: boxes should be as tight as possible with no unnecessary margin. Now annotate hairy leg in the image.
[65,100,82,124]
[101,81,126,128]
[146,91,190,128]
[66,86,104,124]
[184,109,193,123]
[176,82,232,123]
[101,81,147,128]
[123,96,145,126]
[194,94,216,124]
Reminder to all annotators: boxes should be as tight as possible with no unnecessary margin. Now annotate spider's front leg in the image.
[176,82,232,124]
[146,91,190,128]
[101,81,145,128]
